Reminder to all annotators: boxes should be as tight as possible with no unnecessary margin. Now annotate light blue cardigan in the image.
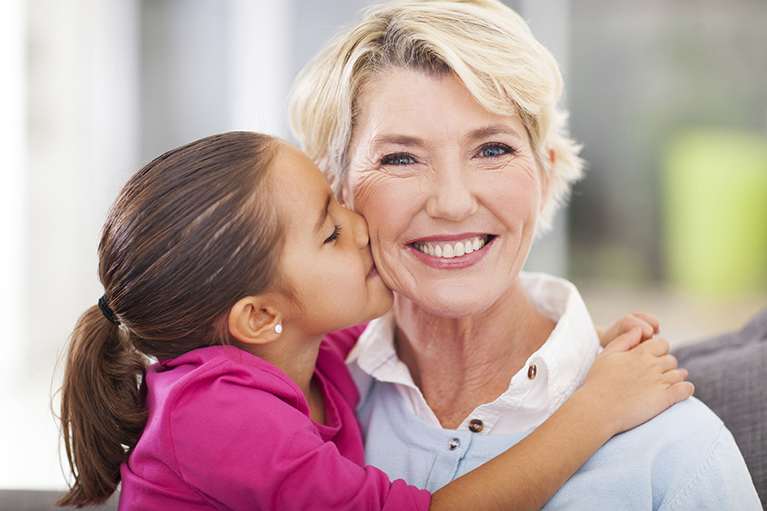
[359,381,761,510]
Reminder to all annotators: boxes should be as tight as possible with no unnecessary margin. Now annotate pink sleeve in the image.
[167,361,430,511]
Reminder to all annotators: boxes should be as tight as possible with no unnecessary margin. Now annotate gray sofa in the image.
[672,306,767,509]
[0,490,117,510]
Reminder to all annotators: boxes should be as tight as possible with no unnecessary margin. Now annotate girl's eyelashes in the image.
[324,225,342,244]
[380,152,416,166]
[476,142,516,158]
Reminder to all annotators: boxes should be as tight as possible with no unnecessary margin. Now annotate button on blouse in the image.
[468,419,484,433]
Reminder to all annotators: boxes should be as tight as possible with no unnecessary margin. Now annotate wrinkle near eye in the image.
[479,159,514,172]
[349,166,395,211]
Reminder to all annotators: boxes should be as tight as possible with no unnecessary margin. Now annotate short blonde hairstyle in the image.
[288,0,584,234]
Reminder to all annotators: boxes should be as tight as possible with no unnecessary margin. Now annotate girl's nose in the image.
[425,163,478,220]
[348,208,370,248]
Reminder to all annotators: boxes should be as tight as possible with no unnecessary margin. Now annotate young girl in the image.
[57,132,692,510]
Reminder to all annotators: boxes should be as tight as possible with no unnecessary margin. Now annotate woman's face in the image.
[344,69,550,318]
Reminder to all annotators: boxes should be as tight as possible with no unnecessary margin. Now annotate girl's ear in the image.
[228,296,283,345]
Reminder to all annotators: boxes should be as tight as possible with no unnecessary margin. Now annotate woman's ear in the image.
[228,296,283,345]
[539,148,556,209]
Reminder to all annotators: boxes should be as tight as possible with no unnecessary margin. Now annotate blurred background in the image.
[1,0,766,492]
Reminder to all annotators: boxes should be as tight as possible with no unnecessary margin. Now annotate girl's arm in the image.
[430,327,693,511]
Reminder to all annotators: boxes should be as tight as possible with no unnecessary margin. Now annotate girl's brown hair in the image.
[57,131,281,506]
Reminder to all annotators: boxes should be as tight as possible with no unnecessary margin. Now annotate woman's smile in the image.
[407,234,496,271]
[345,69,547,317]
[410,234,492,259]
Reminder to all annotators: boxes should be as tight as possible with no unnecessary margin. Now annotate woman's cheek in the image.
[368,231,408,293]
[352,177,416,291]
[347,169,388,213]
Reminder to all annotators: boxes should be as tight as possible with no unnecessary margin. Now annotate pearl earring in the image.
[275,324,282,334]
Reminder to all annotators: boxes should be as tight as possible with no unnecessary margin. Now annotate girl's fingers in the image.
[603,326,643,353]
[660,367,688,385]
[657,354,680,373]
[608,313,655,340]
[630,311,660,335]
[638,336,670,357]
[667,381,695,404]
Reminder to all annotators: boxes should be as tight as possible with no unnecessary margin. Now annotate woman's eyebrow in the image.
[466,124,524,142]
[371,134,425,148]
[372,125,524,147]
[314,193,332,234]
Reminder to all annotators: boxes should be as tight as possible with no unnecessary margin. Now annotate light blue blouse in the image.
[359,381,761,510]
[349,273,761,509]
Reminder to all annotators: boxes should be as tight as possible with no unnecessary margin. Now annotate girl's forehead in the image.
[270,142,332,207]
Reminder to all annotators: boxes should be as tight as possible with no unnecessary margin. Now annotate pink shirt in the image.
[119,326,429,510]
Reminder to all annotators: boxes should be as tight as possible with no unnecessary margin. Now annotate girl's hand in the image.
[596,311,660,347]
[579,327,694,436]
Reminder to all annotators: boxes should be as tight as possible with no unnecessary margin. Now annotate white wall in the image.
[1,0,297,490]
[0,0,27,394]
[519,0,571,277]
[228,0,295,138]
[0,0,142,490]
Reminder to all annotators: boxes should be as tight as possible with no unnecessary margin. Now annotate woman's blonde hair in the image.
[288,0,584,234]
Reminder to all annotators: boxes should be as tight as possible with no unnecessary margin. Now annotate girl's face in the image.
[271,142,393,337]
[343,69,550,318]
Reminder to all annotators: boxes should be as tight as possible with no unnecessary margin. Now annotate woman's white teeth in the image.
[415,236,486,258]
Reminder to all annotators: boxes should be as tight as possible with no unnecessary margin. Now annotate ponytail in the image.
[57,306,147,507]
[56,131,281,506]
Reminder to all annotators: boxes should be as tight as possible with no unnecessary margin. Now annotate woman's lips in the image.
[411,235,489,258]
[366,264,379,279]
[407,235,495,267]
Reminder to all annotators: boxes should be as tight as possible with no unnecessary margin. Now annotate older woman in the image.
[289,0,760,508]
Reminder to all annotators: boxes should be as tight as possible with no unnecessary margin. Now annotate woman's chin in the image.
[396,291,496,320]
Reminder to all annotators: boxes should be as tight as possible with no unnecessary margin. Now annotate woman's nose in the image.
[425,165,478,220]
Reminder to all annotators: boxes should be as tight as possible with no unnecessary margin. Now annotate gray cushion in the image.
[673,307,767,509]
[0,490,118,510]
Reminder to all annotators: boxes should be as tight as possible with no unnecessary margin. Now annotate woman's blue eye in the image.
[381,153,415,166]
[478,144,513,158]
[324,225,342,244]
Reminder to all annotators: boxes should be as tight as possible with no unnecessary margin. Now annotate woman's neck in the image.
[393,280,555,429]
